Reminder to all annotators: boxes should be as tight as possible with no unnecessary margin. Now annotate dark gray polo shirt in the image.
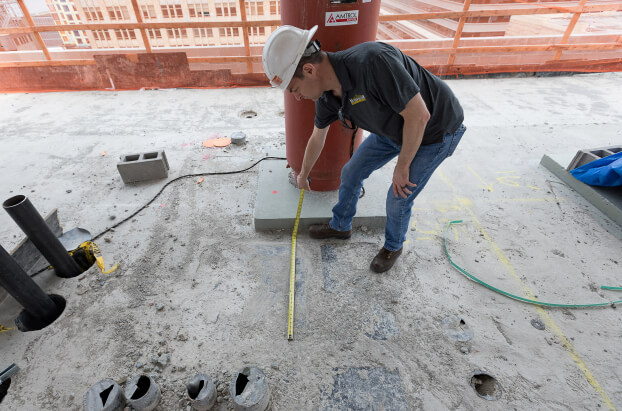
[314,42,464,145]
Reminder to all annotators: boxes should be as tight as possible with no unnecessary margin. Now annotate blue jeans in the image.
[329,124,466,251]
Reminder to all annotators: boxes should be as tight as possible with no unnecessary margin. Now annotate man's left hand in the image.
[392,166,417,198]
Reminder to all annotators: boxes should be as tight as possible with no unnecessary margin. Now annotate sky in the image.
[23,0,49,15]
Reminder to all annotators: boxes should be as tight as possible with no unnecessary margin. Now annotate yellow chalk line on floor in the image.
[437,171,615,410]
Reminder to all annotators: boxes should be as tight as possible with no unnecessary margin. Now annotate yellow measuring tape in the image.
[288,189,305,341]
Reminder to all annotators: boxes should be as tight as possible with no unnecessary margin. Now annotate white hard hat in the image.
[262,25,319,90]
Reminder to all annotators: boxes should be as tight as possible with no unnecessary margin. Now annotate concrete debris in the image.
[442,315,474,342]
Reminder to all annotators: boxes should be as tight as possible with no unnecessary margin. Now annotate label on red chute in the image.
[325,10,359,26]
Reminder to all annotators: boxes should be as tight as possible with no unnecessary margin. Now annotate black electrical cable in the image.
[91,156,286,242]
[30,156,286,277]
[32,152,369,278]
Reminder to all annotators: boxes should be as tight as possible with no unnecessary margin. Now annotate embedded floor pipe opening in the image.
[187,373,216,411]
[3,195,82,278]
[124,375,161,411]
[83,379,125,411]
[470,371,502,401]
[229,366,271,411]
[0,244,66,331]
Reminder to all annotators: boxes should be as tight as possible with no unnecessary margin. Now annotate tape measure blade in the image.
[287,189,305,341]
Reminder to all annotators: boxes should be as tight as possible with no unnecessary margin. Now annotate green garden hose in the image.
[443,220,622,308]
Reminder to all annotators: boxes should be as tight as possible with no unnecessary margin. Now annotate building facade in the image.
[52,0,280,49]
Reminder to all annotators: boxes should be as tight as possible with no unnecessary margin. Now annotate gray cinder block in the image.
[567,145,622,171]
[117,151,169,184]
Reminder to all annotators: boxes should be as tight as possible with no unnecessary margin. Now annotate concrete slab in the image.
[254,159,388,231]
[1,73,622,410]
[541,152,622,227]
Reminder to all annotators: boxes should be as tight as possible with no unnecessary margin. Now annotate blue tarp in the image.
[570,151,622,187]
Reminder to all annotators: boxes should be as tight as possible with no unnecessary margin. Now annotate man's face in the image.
[286,66,322,102]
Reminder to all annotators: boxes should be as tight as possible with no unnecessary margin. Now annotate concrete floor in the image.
[0,72,621,410]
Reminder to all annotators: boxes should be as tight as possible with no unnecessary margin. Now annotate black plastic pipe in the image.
[0,244,60,321]
[3,195,82,278]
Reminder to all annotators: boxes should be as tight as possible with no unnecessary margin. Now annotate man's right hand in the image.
[296,174,311,191]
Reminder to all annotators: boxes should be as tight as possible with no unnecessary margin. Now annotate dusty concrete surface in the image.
[0,73,621,410]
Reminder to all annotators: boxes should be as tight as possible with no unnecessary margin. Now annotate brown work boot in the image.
[309,223,351,239]
[370,247,403,273]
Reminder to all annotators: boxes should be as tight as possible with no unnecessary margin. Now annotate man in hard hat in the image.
[262,25,465,273]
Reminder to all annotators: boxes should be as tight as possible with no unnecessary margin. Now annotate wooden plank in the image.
[377,3,622,22]
[401,42,622,55]
[426,58,622,76]
[238,0,253,73]
[447,0,472,67]
[0,20,283,35]
[554,0,588,61]
[0,60,95,68]
[15,0,51,60]
[130,0,152,53]
[0,42,617,68]
[189,55,262,63]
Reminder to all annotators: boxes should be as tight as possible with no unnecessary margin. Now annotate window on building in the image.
[161,4,183,18]
[114,29,137,41]
[15,35,32,46]
[248,26,266,44]
[93,30,112,41]
[67,14,74,21]
[63,5,70,12]
[107,6,130,21]
[193,28,213,38]
[245,1,263,16]
[188,4,210,18]
[215,2,236,17]
[167,28,188,38]
[192,27,215,45]
[141,5,157,19]
[193,28,216,46]
[84,7,104,21]
[218,27,240,38]
[269,1,279,15]
[166,28,189,46]
[248,26,265,41]
[147,28,162,39]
